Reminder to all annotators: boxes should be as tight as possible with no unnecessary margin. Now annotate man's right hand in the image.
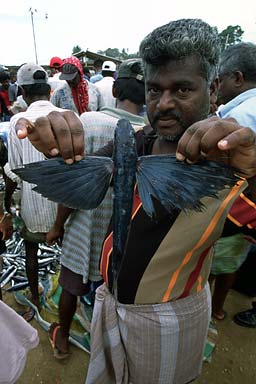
[0,214,13,240]
[46,224,64,246]
[15,111,85,164]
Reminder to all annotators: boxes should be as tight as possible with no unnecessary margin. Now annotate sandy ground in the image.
[2,288,256,384]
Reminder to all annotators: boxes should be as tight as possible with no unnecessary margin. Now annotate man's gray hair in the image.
[219,42,256,82]
[139,18,220,83]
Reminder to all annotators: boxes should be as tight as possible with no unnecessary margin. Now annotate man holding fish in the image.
[13,18,256,384]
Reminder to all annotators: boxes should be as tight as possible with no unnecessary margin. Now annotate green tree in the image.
[105,48,121,58]
[72,45,82,54]
[97,48,139,60]
[218,25,244,50]
[121,48,129,60]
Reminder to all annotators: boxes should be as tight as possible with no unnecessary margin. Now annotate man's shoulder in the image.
[9,111,27,129]
[229,96,256,118]
[80,111,117,126]
[90,74,103,83]
[9,102,67,126]
[51,82,69,94]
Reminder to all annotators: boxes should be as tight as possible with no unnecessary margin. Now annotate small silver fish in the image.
[6,281,29,292]
[0,266,18,288]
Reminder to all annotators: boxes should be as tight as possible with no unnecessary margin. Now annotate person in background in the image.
[8,71,23,104]
[48,56,65,93]
[211,42,256,327]
[209,42,256,321]
[0,299,39,384]
[50,56,88,115]
[82,65,100,111]
[217,42,256,126]
[46,58,146,359]
[83,66,91,82]
[0,132,14,301]
[49,56,63,77]
[0,71,13,121]
[8,66,28,115]
[7,63,68,321]
[90,59,103,84]
[95,60,116,109]
[12,19,256,383]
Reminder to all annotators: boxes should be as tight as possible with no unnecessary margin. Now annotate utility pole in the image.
[29,7,38,64]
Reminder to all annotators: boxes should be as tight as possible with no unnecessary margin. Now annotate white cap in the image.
[102,60,116,72]
[17,63,48,86]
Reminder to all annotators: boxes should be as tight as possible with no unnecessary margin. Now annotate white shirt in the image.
[8,100,66,233]
[48,72,66,93]
[95,77,116,110]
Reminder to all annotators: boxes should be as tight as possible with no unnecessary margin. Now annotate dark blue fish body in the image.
[112,119,137,284]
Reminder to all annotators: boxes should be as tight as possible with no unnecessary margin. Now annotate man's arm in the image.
[0,171,14,241]
[46,204,74,245]
[0,210,13,240]
[15,113,256,179]
[3,174,17,213]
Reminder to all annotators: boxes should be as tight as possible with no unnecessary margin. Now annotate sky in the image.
[1,0,256,66]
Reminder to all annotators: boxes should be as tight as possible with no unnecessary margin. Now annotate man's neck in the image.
[26,96,49,106]
[152,137,178,155]
[116,99,142,116]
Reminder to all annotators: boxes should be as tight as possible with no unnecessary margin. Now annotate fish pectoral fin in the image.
[13,156,114,210]
[136,155,240,217]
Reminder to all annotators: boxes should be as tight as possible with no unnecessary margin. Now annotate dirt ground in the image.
[2,287,256,384]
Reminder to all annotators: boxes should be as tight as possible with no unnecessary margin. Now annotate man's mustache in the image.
[151,111,181,126]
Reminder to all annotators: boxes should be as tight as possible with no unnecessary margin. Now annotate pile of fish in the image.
[0,231,61,292]
[0,175,5,191]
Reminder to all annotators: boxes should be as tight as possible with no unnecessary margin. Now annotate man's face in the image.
[50,67,58,76]
[145,57,211,142]
[67,72,80,88]
[1,79,10,90]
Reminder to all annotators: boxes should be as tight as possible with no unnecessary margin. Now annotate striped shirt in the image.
[100,129,254,304]
[8,100,66,233]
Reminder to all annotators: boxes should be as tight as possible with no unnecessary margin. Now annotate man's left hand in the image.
[176,116,256,178]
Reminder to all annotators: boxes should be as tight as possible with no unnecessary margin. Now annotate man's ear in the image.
[233,70,244,87]
[21,87,29,104]
[210,77,219,106]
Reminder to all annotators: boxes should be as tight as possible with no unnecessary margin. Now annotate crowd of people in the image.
[0,17,256,384]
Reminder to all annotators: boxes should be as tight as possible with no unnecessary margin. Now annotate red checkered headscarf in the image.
[62,56,88,114]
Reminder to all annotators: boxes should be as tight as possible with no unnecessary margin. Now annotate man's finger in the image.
[32,115,60,157]
[217,127,256,151]
[15,118,30,139]
[61,111,84,161]
[48,111,84,163]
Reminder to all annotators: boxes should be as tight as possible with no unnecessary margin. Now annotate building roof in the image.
[73,50,122,65]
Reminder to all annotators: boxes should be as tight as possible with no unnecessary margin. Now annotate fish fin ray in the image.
[137,155,240,216]
[14,157,113,209]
